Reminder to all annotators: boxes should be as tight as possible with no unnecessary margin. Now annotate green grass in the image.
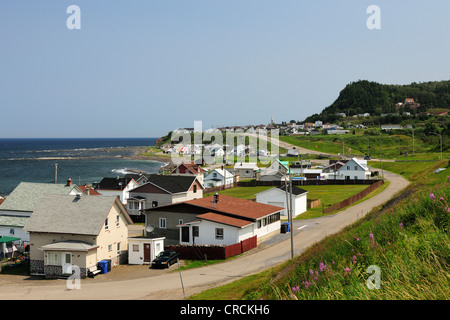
[190,160,450,300]
[205,184,373,220]
[280,133,449,160]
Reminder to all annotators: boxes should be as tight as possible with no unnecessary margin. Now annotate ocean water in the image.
[0,138,165,196]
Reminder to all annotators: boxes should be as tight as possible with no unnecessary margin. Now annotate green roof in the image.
[0,182,80,213]
[0,236,21,243]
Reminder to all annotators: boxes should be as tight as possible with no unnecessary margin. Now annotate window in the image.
[346,166,350,170]
[159,218,166,229]
[48,252,61,266]
[193,226,199,237]
[354,166,358,170]
[215,228,224,240]
[108,244,112,251]
[116,215,120,227]
[9,229,14,235]
[132,244,139,252]
[193,185,197,193]
[152,201,158,207]
[105,218,109,230]
[117,242,121,255]
[178,219,184,225]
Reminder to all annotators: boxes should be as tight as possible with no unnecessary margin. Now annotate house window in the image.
[354,166,358,170]
[117,242,121,255]
[179,219,184,225]
[347,166,350,170]
[116,215,120,227]
[9,229,14,235]
[193,185,197,193]
[159,218,166,229]
[193,226,199,237]
[48,252,61,266]
[152,201,158,207]
[132,244,139,252]
[105,218,109,230]
[108,244,112,251]
[215,228,224,240]
[213,173,217,178]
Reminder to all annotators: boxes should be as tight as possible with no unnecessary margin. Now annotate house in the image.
[203,168,235,188]
[255,186,308,218]
[233,162,259,179]
[170,162,205,186]
[143,195,283,246]
[287,147,299,157]
[257,159,290,181]
[128,236,165,265]
[23,194,133,278]
[127,175,204,218]
[334,158,371,180]
[93,176,139,205]
[0,181,83,245]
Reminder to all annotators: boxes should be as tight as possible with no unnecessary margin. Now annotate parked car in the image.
[151,250,180,268]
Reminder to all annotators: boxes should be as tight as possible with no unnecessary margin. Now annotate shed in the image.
[128,236,165,265]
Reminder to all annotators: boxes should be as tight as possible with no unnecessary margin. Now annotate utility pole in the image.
[289,166,294,260]
[54,163,58,184]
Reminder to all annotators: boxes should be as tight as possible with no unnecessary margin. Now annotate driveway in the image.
[0,169,409,300]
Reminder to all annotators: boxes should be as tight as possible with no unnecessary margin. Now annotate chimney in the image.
[66,178,72,186]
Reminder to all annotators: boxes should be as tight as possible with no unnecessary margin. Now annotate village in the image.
[0,130,382,281]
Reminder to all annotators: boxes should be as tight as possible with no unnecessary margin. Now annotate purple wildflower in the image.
[399,222,404,229]
[344,267,351,274]
[430,193,436,200]
[292,285,299,293]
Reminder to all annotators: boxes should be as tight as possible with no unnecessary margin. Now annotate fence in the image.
[322,180,384,214]
[165,236,257,260]
[203,183,237,194]
[237,179,380,187]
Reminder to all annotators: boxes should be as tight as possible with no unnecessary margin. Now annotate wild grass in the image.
[190,161,450,300]
[243,177,450,300]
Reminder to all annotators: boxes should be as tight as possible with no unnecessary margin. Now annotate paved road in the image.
[0,169,409,300]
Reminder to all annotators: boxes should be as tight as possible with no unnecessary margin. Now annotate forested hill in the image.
[304,80,450,123]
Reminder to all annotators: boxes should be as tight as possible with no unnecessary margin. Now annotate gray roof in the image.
[0,182,81,213]
[23,194,131,235]
[0,215,29,228]
[40,240,98,252]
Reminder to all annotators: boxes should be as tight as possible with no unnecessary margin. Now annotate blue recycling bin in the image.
[285,222,290,233]
[98,260,108,274]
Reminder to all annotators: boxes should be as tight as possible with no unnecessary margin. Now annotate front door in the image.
[62,252,72,274]
[181,226,190,243]
[143,243,151,263]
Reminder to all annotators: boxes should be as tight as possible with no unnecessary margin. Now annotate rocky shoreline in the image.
[125,146,175,170]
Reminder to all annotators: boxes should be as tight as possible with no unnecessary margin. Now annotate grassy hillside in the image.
[280,132,449,160]
[190,160,450,300]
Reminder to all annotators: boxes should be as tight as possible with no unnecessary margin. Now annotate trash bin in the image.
[286,222,290,233]
[98,260,108,274]
[104,259,111,272]
[281,222,290,234]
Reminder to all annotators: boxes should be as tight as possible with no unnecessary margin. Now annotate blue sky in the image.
[1,1,450,138]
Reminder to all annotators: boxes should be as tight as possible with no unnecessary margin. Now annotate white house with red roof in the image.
[143,194,283,246]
